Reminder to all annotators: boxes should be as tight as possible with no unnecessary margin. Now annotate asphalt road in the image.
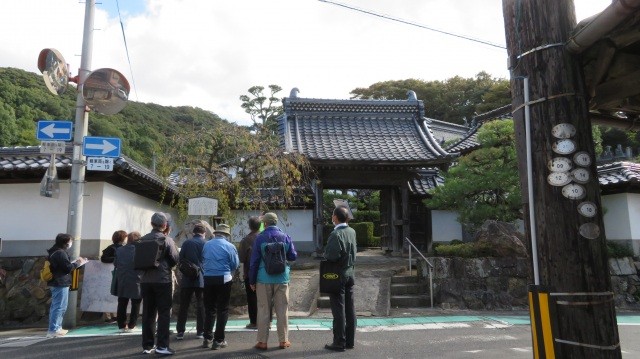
[1,320,639,359]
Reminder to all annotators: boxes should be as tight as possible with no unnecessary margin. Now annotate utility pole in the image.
[63,0,95,328]
[502,1,621,358]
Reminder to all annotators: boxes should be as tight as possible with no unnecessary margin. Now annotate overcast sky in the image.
[1,0,611,126]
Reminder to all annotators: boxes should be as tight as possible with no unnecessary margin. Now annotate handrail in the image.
[404,237,434,308]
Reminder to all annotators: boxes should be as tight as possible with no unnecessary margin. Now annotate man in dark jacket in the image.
[47,233,87,338]
[175,224,207,340]
[238,216,260,329]
[140,212,179,355]
[324,206,357,352]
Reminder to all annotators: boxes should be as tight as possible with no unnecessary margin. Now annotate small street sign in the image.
[36,120,73,141]
[82,136,121,158]
[86,157,114,171]
[40,141,66,154]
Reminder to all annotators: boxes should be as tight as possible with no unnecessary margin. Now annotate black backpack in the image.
[263,239,286,275]
[134,237,166,270]
[178,258,200,279]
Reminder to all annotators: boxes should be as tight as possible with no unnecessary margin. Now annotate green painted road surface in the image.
[56,314,640,338]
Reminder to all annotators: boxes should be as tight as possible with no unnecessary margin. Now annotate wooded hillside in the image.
[0,67,234,167]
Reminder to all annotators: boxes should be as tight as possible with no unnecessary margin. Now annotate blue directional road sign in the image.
[37,120,73,141]
[82,136,121,158]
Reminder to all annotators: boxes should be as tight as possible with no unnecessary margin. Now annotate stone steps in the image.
[390,274,431,308]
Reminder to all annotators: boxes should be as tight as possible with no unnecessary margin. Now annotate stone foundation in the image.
[417,256,640,310]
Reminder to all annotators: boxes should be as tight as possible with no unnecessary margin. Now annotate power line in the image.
[116,0,139,101]
[318,0,506,50]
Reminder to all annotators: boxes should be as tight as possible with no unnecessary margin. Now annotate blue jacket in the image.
[248,226,297,285]
[179,234,206,288]
[202,235,239,278]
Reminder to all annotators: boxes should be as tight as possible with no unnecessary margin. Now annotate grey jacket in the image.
[139,229,179,284]
[114,244,142,299]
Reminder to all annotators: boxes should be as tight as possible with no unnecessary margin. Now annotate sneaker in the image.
[175,332,184,340]
[279,341,291,349]
[119,328,128,333]
[196,332,204,339]
[211,340,227,350]
[245,323,257,329]
[155,347,175,355]
[46,329,68,338]
[254,342,268,350]
[142,347,155,354]
[201,338,213,348]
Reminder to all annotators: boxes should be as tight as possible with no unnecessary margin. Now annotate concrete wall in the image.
[0,182,177,258]
[431,210,462,242]
[231,209,315,252]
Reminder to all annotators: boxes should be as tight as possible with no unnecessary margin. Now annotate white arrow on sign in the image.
[40,123,71,138]
[85,140,117,154]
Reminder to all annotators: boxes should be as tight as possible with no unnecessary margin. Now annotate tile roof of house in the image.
[280,96,456,166]
[408,168,445,196]
[597,161,640,194]
[0,146,178,202]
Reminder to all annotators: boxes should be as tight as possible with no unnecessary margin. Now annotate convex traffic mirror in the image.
[37,48,69,96]
[82,68,130,115]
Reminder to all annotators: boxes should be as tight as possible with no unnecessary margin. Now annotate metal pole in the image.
[523,77,540,286]
[408,241,412,275]
[63,0,94,328]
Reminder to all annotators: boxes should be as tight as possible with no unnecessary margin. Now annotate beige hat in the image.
[214,223,231,236]
[262,212,278,225]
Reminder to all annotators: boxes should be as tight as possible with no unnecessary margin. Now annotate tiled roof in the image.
[408,168,445,196]
[280,97,455,166]
[445,125,480,154]
[428,119,471,145]
[0,146,178,202]
[597,161,640,193]
[445,105,513,155]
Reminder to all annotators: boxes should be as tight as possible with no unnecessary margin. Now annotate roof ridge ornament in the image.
[407,90,417,101]
[290,87,300,98]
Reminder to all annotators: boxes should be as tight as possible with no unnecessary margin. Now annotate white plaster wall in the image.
[602,192,640,254]
[230,209,313,245]
[431,210,462,242]
[0,182,103,241]
[100,182,177,242]
[602,193,633,240]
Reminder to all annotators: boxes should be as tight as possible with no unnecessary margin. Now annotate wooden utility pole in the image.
[502,1,621,358]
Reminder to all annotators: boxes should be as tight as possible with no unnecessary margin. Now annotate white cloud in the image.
[0,0,613,126]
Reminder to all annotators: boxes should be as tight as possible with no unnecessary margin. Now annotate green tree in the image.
[424,119,522,230]
[350,72,511,125]
[239,85,283,134]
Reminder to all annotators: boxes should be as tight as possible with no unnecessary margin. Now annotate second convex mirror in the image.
[82,68,130,115]
[37,48,69,96]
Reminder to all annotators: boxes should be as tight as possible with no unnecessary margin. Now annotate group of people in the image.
[44,206,358,355]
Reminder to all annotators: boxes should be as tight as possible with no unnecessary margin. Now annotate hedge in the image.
[322,222,375,247]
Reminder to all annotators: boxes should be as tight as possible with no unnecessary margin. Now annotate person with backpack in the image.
[175,223,207,340]
[249,212,297,350]
[323,206,357,352]
[200,224,239,350]
[46,233,87,338]
[139,212,179,355]
[101,230,127,324]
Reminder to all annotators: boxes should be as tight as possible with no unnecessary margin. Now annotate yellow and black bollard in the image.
[529,285,556,359]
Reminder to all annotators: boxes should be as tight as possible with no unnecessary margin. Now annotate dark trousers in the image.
[244,278,257,324]
[117,297,142,329]
[203,279,233,341]
[329,275,356,348]
[176,287,204,334]
[141,282,173,350]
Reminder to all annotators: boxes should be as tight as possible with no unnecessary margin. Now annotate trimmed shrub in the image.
[354,210,380,223]
[434,240,501,258]
[351,222,374,247]
[607,241,634,258]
